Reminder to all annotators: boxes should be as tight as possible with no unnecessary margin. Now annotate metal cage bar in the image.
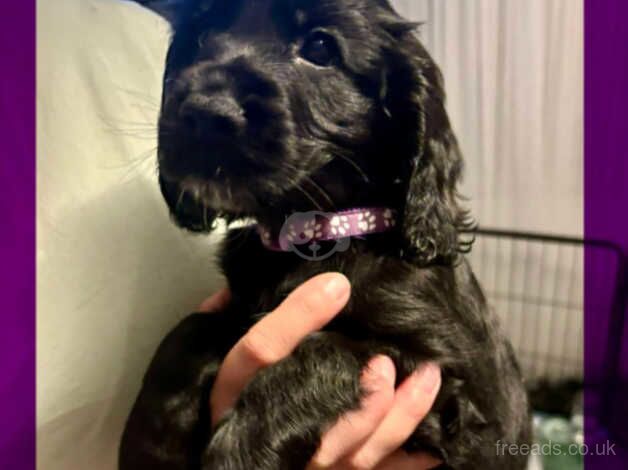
[467,228,627,430]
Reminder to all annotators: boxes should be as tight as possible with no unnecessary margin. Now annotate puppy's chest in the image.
[226,244,422,335]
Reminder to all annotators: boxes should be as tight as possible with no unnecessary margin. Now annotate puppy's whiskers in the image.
[203,206,211,231]
[113,85,160,108]
[304,176,335,209]
[99,113,161,141]
[226,181,233,203]
[226,221,255,252]
[175,188,186,213]
[261,158,327,211]
[294,183,323,211]
[333,153,370,183]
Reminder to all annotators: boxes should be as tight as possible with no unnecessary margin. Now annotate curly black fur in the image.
[120,1,531,468]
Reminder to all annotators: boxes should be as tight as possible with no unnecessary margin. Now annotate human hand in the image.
[200,273,442,470]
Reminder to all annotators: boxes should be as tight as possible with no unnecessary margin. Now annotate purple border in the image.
[0,0,626,467]
[0,1,36,468]
[585,0,628,468]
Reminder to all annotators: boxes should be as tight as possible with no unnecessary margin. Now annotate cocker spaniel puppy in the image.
[120,0,531,468]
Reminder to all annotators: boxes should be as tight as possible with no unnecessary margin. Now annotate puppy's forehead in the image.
[188,0,372,32]
[277,0,368,21]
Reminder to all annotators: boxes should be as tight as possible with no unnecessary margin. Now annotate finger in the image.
[307,356,396,469]
[375,450,443,470]
[348,363,441,470]
[211,273,351,425]
[198,287,231,312]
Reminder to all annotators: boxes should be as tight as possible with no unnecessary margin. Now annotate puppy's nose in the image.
[180,93,246,139]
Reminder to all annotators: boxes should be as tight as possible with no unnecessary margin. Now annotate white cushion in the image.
[37,1,224,468]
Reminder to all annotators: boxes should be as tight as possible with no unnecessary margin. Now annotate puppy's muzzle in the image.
[159,54,287,183]
[180,93,246,141]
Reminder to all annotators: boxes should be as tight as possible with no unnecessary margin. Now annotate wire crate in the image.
[466,228,627,435]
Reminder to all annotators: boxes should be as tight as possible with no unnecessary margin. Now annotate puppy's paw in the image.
[120,313,238,470]
[202,332,372,470]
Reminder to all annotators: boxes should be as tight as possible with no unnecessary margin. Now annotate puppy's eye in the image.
[299,32,339,67]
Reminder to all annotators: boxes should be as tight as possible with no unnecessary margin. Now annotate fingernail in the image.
[364,355,396,387]
[415,362,441,395]
[323,274,351,302]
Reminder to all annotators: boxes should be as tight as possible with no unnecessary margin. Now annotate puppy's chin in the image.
[178,175,260,215]
[158,145,265,216]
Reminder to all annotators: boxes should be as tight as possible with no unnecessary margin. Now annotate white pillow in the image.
[37,1,224,468]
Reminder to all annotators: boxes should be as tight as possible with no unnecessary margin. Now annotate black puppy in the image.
[120,0,531,468]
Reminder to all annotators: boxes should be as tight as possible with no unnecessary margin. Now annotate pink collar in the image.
[257,208,398,252]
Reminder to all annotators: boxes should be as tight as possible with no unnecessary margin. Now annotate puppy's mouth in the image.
[176,173,260,214]
[157,121,296,216]
[156,125,267,214]
[159,147,303,218]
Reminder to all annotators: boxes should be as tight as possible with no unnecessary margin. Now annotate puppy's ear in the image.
[377,11,421,39]
[159,175,218,233]
[129,0,183,24]
[385,32,473,265]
